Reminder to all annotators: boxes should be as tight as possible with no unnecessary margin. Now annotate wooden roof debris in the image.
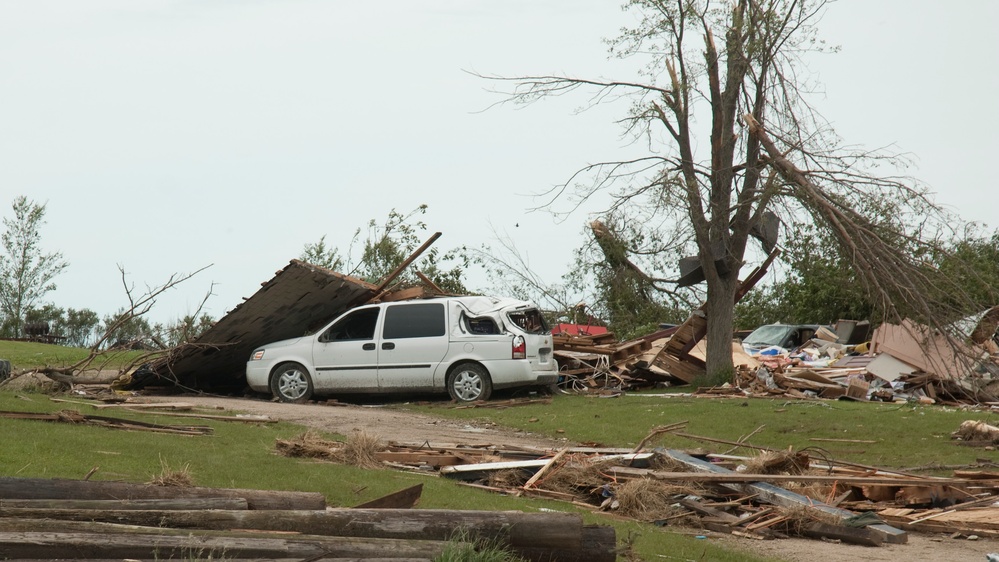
[131,233,447,392]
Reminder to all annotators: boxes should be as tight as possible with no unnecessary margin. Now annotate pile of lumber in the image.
[0,476,616,561]
[555,304,999,406]
[553,327,690,392]
[352,433,999,546]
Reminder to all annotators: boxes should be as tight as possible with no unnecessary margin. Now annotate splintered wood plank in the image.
[352,484,423,509]
[803,522,882,547]
[373,452,464,467]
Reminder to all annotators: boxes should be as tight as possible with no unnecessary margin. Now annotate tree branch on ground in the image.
[36,265,215,383]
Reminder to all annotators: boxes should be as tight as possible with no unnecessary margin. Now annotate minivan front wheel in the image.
[271,362,314,403]
[447,363,492,402]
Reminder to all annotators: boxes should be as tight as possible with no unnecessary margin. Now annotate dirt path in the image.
[143,394,570,450]
[141,394,998,562]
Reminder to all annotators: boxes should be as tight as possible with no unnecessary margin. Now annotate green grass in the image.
[17,341,989,558]
[0,390,774,562]
[409,392,997,473]
[0,340,145,371]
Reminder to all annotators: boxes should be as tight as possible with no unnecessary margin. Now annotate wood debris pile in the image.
[276,427,999,547]
[554,308,999,406]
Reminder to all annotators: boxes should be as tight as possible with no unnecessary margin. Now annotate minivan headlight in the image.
[250,349,265,361]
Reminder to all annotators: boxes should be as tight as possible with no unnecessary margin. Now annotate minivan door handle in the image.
[381,342,395,350]
[362,343,376,351]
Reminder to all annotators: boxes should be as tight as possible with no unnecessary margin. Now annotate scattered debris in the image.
[0,409,213,435]
[269,425,999,547]
[551,309,999,407]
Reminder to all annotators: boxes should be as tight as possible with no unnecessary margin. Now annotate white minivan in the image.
[246,296,558,403]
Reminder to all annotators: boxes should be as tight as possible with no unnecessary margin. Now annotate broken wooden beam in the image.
[352,484,423,509]
[660,449,908,544]
[605,468,981,488]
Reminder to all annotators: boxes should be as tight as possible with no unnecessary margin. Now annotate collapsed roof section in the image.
[150,260,378,390]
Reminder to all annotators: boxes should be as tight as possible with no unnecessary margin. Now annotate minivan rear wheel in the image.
[271,362,314,403]
[447,363,492,402]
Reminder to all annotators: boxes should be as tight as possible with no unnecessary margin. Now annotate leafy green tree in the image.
[735,224,877,328]
[101,309,155,349]
[162,313,215,347]
[302,205,471,295]
[0,196,69,338]
[930,228,999,319]
[736,225,999,330]
[63,308,101,347]
[19,305,100,347]
[300,235,344,271]
[578,218,693,338]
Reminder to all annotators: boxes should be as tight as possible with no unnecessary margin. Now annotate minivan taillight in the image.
[512,335,526,359]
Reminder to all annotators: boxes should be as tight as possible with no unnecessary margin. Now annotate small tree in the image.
[63,308,101,348]
[101,309,155,349]
[162,313,215,347]
[20,305,101,347]
[300,235,344,271]
[0,196,69,338]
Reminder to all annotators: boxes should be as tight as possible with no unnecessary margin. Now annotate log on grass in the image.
[514,524,617,562]
[4,556,433,562]
[0,559,430,562]
[0,477,325,510]
[0,497,248,510]
[0,507,585,551]
[0,530,451,560]
[0,517,615,562]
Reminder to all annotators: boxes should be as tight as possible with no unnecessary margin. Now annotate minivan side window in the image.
[464,315,500,335]
[322,308,380,341]
[383,302,446,339]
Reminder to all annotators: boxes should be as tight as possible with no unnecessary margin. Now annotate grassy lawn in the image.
[5,340,995,560]
[0,340,145,371]
[0,389,776,561]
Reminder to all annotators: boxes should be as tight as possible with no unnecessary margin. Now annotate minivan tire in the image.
[447,363,492,402]
[271,362,314,403]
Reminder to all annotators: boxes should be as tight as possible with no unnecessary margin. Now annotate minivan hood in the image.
[257,336,304,350]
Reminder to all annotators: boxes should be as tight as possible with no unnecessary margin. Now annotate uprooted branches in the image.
[38,265,217,385]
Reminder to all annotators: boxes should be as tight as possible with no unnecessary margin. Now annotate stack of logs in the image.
[0,476,616,561]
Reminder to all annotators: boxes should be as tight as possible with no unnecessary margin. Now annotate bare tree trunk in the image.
[703,275,738,383]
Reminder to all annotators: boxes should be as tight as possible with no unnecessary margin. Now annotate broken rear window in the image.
[507,309,549,335]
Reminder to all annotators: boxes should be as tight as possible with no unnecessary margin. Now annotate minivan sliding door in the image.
[377,302,449,392]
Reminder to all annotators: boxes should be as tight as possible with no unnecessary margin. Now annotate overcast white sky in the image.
[2,0,997,325]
